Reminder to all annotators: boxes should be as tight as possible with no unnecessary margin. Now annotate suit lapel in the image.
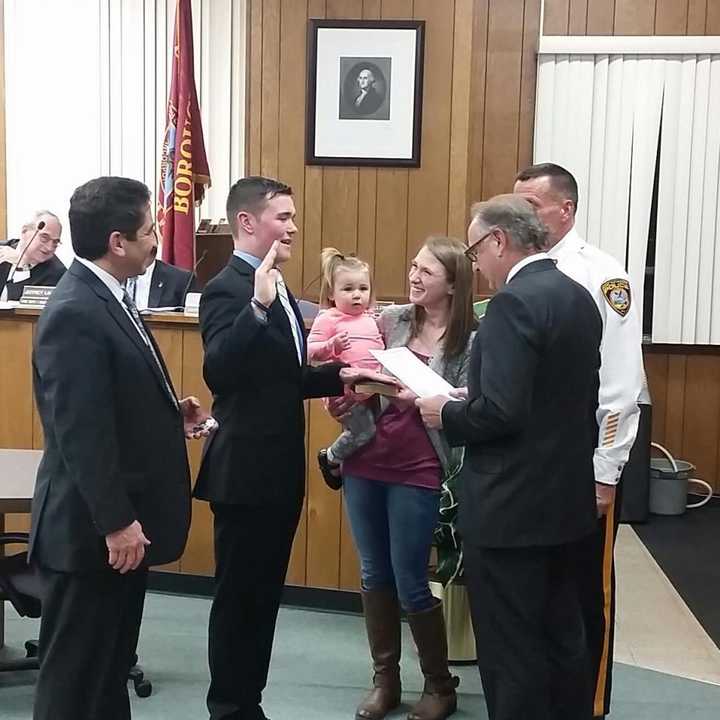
[104,299,178,409]
[284,285,306,361]
[139,311,179,401]
[70,262,177,411]
[148,264,163,308]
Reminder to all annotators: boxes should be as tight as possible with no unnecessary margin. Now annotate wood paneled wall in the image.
[246,0,542,300]
[0,312,361,589]
[543,0,720,35]
[645,348,720,493]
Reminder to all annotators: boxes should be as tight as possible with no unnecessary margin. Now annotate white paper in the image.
[370,347,459,399]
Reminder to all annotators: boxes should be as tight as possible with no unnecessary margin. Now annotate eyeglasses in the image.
[36,235,62,247]
[464,228,497,263]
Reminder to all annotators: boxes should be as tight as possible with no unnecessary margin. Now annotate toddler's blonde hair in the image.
[319,247,373,308]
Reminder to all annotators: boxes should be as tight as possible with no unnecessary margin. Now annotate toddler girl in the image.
[308,248,385,489]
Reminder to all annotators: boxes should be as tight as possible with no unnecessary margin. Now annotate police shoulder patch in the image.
[601,278,631,317]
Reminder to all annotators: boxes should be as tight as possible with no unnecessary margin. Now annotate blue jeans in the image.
[343,475,440,613]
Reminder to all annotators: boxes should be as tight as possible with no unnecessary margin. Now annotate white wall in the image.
[4,0,246,267]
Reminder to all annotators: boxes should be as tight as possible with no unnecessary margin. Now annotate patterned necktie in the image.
[126,276,138,302]
[121,290,179,409]
[275,275,303,364]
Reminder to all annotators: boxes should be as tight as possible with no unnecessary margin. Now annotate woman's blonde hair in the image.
[410,236,477,360]
[319,247,373,308]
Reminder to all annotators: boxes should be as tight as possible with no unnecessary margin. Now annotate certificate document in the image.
[370,347,459,399]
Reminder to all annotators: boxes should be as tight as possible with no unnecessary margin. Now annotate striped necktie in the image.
[121,290,179,409]
[275,275,303,364]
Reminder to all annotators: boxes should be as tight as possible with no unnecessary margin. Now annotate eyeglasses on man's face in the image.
[464,228,497,263]
[36,234,62,247]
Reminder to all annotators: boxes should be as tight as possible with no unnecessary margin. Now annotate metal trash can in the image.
[649,443,713,516]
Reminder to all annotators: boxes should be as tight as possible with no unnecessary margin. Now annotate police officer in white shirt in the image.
[514,163,644,719]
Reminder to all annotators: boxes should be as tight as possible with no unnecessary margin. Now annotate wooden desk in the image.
[2,307,720,601]
[0,308,361,595]
[0,449,40,649]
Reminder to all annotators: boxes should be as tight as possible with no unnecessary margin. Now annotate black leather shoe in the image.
[318,448,343,491]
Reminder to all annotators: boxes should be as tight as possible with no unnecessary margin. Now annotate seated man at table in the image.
[125,258,196,311]
[0,211,66,301]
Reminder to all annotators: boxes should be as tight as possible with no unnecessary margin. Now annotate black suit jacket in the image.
[349,86,383,115]
[443,259,602,549]
[29,261,191,572]
[195,255,344,508]
[148,259,195,308]
[0,239,66,301]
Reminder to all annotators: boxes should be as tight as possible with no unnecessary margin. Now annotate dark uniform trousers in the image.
[33,566,148,720]
[464,541,594,720]
[578,477,624,718]
[207,502,302,720]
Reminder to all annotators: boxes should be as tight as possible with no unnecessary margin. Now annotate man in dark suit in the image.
[417,195,602,720]
[0,210,66,301]
[196,176,386,720]
[126,258,196,310]
[30,176,211,720]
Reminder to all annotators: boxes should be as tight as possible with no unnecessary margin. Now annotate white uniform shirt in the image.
[548,227,644,486]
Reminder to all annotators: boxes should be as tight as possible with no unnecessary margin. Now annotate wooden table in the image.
[0,449,41,649]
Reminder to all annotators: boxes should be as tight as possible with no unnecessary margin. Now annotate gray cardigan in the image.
[376,304,475,474]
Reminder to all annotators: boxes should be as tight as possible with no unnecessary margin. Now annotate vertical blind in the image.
[534,39,720,344]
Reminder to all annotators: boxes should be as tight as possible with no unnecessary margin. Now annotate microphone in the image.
[0,220,45,300]
[181,249,208,303]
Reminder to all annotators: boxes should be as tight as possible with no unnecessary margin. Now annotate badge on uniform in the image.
[601,278,631,316]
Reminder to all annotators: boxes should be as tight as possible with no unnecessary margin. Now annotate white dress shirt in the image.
[505,252,550,284]
[75,257,147,345]
[126,261,154,311]
[0,263,30,302]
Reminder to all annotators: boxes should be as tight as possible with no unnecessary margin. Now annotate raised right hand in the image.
[253,241,281,307]
[105,520,151,574]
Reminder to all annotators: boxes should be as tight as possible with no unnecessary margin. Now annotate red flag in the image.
[157,0,210,270]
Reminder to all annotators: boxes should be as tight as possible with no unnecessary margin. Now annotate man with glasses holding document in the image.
[417,196,602,720]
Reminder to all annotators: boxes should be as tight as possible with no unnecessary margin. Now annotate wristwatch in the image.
[250,297,270,323]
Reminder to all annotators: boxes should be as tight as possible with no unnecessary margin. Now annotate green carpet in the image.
[2,592,719,718]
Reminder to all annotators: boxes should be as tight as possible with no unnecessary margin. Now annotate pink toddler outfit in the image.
[308,307,384,370]
[308,307,385,463]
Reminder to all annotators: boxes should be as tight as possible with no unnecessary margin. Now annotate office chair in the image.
[0,533,41,672]
[0,532,151,696]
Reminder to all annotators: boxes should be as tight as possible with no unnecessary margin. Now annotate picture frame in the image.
[306,19,425,167]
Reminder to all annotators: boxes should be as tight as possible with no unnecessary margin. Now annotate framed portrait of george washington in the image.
[306,19,425,167]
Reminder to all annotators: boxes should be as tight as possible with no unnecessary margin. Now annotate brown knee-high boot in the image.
[406,601,459,720]
[356,589,402,720]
